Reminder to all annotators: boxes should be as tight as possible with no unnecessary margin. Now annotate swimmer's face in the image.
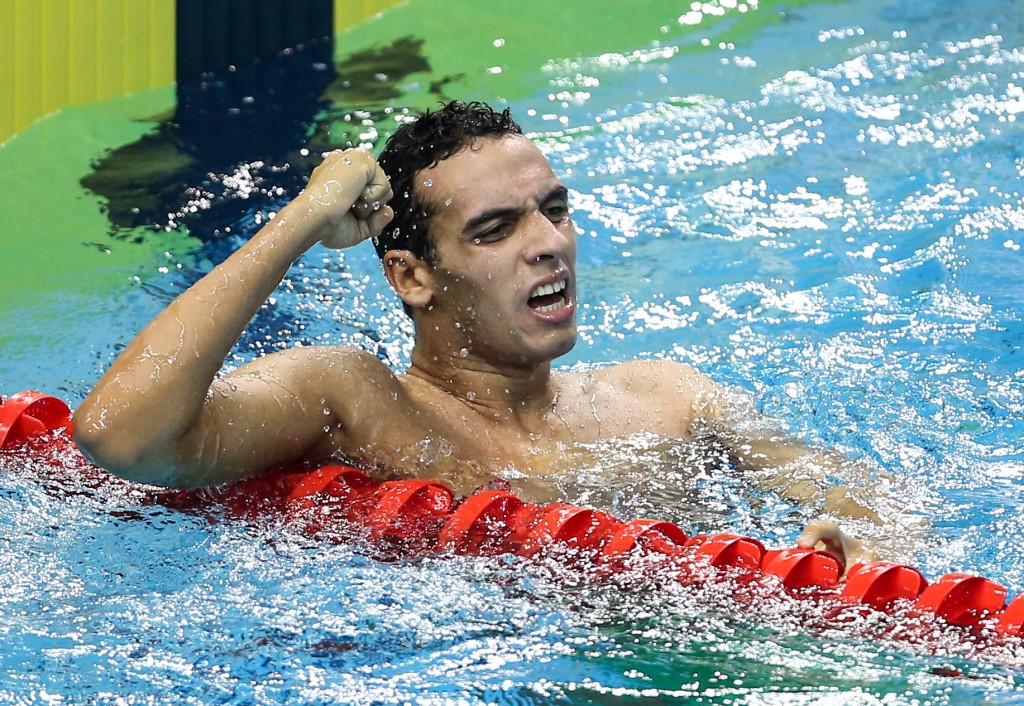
[415,134,578,367]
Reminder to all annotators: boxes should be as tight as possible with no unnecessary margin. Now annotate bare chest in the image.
[338,379,684,497]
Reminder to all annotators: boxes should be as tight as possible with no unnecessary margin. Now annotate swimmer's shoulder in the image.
[561,359,723,434]
[227,344,401,394]
[580,358,714,393]
[226,344,409,444]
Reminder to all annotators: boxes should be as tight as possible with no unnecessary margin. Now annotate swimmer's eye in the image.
[473,223,511,243]
[542,200,569,222]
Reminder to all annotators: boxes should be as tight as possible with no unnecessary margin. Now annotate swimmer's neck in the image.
[405,343,558,428]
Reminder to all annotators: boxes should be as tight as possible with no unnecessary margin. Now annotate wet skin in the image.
[406,135,580,371]
[315,137,712,491]
[75,136,880,570]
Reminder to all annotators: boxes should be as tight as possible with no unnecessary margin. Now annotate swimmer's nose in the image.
[522,210,574,265]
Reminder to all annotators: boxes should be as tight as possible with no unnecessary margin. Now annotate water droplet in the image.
[466,391,476,401]
[423,179,434,187]
[458,348,469,357]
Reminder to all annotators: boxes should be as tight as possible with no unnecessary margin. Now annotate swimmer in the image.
[76,101,885,571]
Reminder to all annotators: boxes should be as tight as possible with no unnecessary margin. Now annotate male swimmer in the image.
[76,101,879,569]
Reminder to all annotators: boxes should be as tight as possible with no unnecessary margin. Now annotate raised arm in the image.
[74,149,393,488]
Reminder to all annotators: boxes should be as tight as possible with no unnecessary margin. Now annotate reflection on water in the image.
[81,37,437,235]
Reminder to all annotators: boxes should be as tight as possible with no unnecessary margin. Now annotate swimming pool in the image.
[2,0,1024,702]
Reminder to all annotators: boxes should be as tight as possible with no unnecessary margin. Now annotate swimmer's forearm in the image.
[759,452,883,523]
[690,385,890,524]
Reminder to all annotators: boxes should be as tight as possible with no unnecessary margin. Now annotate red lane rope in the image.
[0,390,72,449]
[3,390,1023,650]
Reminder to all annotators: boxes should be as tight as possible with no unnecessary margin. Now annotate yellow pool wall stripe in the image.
[335,0,402,36]
[0,0,174,144]
[0,0,404,145]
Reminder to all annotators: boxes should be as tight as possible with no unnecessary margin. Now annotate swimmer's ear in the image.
[383,249,434,310]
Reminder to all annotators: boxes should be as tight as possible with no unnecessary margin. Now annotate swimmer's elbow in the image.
[72,416,185,488]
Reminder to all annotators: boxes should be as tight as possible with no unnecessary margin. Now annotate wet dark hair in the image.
[374,100,523,267]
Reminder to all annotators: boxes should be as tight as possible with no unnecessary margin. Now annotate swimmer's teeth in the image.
[535,301,565,313]
[529,278,567,300]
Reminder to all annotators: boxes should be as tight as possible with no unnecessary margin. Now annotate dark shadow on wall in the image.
[80,36,438,242]
[175,0,334,83]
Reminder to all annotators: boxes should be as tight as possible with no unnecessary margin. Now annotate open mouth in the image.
[527,277,569,313]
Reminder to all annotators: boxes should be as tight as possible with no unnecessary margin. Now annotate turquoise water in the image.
[3,0,1024,702]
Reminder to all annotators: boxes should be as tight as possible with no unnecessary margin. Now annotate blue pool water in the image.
[3,0,1024,702]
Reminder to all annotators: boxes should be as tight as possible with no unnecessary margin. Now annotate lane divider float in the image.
[3,390,1023,651]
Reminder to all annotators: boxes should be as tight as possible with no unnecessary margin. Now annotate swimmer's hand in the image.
[300,148,394,249]
[797,519,879,576]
